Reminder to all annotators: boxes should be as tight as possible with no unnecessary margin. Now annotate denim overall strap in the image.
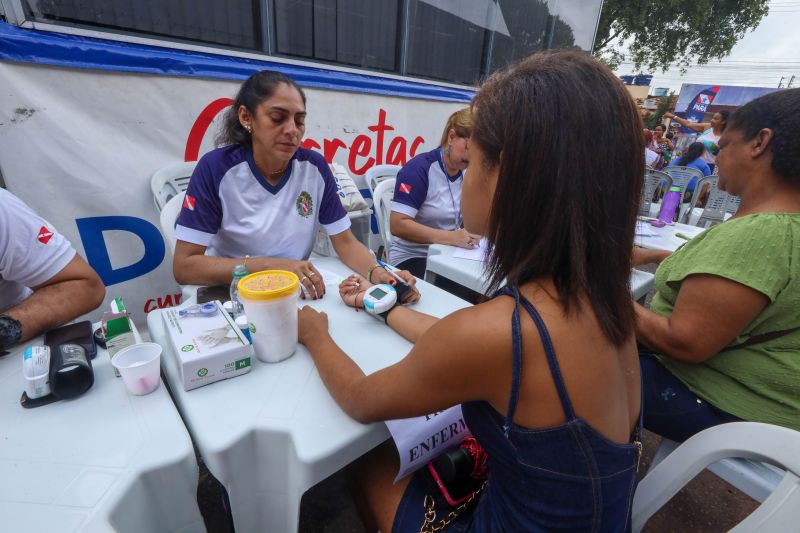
[491,286,524,438]
[518,296,577,421]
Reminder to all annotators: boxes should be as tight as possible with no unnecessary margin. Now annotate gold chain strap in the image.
[418,481,486,533]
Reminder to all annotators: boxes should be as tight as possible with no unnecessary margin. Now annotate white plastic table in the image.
[148,257,470,533]
[635,220,706,252]
[425,244,655,301]
[0,324,204,533]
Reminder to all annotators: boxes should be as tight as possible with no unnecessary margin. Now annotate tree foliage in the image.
[593,0,770,72]
[644,93,676,129]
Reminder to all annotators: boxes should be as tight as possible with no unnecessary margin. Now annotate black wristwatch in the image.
[0,314,23,351]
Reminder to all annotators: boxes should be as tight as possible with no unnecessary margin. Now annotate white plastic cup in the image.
[238,270,300,363]
[111,342,162,395]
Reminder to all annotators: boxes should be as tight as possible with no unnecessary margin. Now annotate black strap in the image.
[722,326,800,351]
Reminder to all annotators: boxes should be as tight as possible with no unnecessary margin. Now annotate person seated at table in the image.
[298,50,644,532]
[389,108,481,278]
[0,189,105,350]
[634,88,800,442]
[664,110,729,173]
[668,141,712,202]
[172,70,417,300]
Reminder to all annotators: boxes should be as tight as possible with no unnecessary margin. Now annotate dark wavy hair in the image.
[727,88,800,181]
[717,110,730,131]
[472,50,643,346]
[216,70,306,148]
[677,142,706,166]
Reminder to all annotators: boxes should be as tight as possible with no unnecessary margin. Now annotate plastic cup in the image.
[238,270,300,363]
[111,342,162,395]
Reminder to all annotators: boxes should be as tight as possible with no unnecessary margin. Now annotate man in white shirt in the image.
[0,189,105,350]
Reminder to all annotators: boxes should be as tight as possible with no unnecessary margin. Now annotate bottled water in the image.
[230,264,248,318]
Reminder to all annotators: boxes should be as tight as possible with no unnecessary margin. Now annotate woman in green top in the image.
[635,88,800,441]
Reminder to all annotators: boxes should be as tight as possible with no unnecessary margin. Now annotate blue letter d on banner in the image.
[76,216,165,286]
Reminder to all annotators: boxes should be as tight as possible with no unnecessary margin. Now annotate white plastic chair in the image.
[695,181,733,228]
[641,169,672,217]
[633,422,800,533]
[662,165,705,223]
[649,436,786,504]
[159,192,185,254]
[372,178,396,261]
[365,164,401,197]
[150,161,197,211]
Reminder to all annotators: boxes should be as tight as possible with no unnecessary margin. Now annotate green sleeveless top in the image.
[650,213,800,431]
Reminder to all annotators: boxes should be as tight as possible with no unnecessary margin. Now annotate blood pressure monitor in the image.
[363,284,398,320]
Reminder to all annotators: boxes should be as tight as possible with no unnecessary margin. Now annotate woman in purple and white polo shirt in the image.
[389,109,481,278]
[173,70,417,301]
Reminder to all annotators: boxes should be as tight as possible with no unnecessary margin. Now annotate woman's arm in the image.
[339,275,437,343]
[330,230,419,301]
[298,304,502,423]
[632,246,671,267]
[390,212,479,249]
[635,274,769,363]
[664,113,709,133]
[173,240,327,297]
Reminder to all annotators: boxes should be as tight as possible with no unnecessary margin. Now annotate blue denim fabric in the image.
[392,287,640,533]
[639,353,740,442]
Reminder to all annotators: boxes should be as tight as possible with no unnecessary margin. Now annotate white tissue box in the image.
[162,300,252,391]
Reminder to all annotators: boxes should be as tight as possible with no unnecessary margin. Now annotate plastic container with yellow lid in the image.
[237,270,300,363]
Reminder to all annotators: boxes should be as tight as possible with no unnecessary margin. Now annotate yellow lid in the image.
[237,270,300,301]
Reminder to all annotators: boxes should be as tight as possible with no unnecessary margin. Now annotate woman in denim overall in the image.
[299,50,645,533]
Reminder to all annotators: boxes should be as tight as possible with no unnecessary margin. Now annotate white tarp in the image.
[0,62,464,325]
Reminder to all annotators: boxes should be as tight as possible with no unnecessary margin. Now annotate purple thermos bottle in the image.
[658,186,682,225]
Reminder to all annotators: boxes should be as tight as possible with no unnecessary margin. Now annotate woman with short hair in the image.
[665,110,730,172]
[636,89,800,441]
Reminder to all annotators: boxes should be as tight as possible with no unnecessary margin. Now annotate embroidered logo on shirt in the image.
[295,191,314,218]
[183,194,196,211]
[37,226,53,244]
[399,183,412,194]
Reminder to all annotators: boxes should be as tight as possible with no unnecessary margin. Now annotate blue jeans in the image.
[640,353,740,442]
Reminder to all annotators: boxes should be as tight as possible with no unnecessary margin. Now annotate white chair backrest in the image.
[159,192,185,254]
[685,175,717,223]
[150,161,197,211]
[663,165,704,197]
[641,169,672,217]
[365,164,401,197]
[697,180,731,228]
[632,422,800,533]
[372,178,396,261]
[724,194,742,215]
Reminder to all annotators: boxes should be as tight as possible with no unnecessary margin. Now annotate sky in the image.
[613,0,800,94]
